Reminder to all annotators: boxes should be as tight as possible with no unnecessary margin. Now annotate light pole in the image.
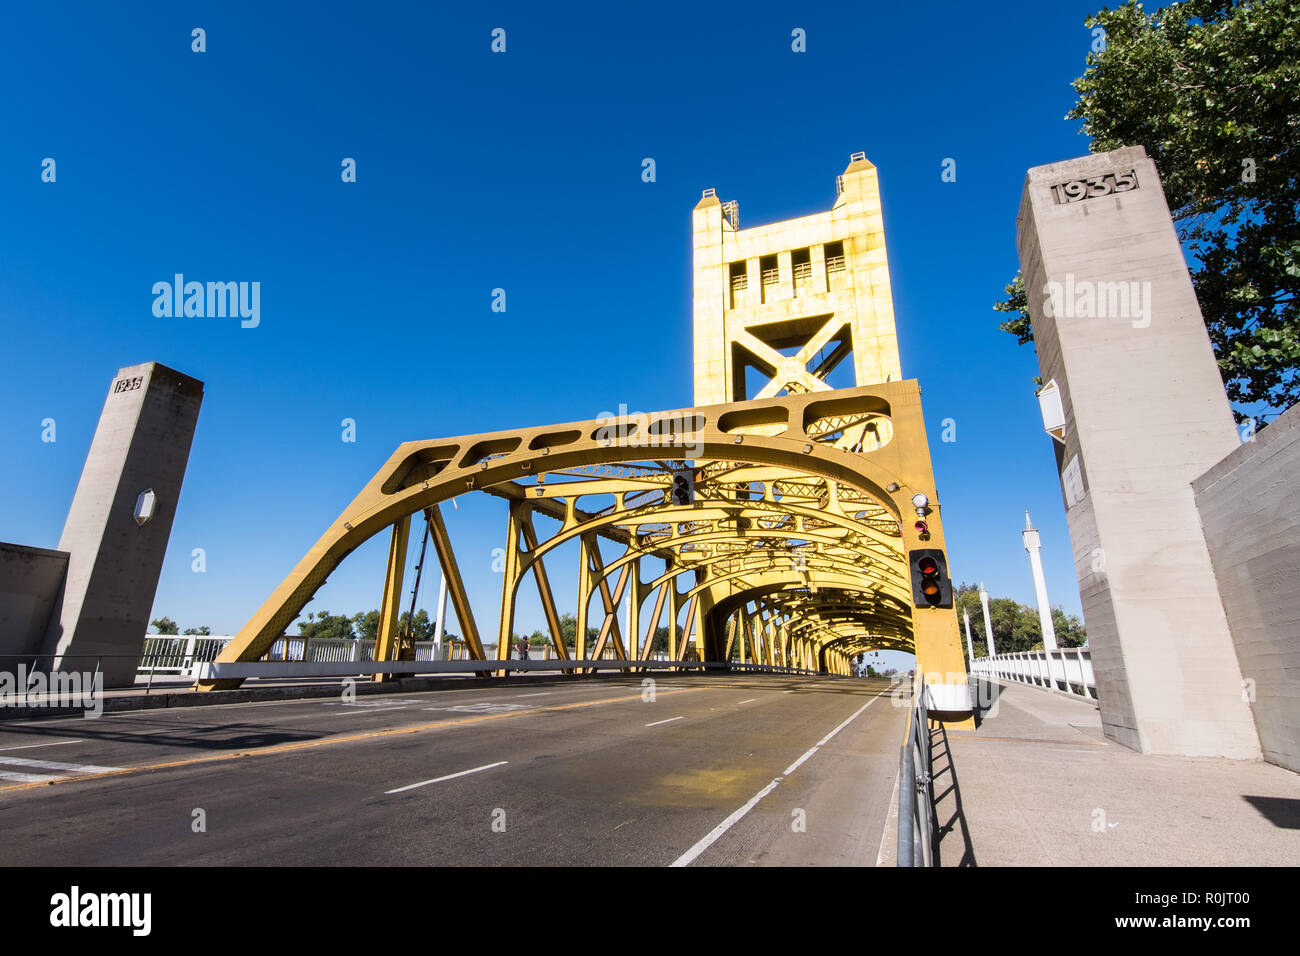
[433,574,448,657]
[963,607,975,669]
[1022,511,1059,690]
[979,582,996,658]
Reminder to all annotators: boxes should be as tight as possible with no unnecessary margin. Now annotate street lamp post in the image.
[963,607,975,669]
[979,582,996,658]
[1022,511,1059,690]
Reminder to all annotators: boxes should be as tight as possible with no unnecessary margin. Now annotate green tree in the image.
[298,610,355,640]
[558,612,599,652]
[1051,607,1088,648]
[954,582,1087,656]
[398,609,435,639]
[181,625,211,636]
[650,625,670,655]
[352,610,380,641]
[998,0,1299,423]
[151,616,179,635]
[993,274,1033,347]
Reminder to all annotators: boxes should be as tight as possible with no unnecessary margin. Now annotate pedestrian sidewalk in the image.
[934,678,1300,866]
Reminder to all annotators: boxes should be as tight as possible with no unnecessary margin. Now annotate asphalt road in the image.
[0,675,906,866]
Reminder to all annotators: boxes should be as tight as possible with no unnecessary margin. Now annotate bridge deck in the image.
[0,675,905,866]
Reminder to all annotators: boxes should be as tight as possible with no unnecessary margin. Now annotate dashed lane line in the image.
[385,761,508,794]
[0,740,82,752]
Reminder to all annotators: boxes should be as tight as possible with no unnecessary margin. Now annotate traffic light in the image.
[670,469,695,506]
[908,549,953,608]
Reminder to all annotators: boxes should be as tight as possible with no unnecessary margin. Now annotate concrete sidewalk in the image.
[934,678,1300,866]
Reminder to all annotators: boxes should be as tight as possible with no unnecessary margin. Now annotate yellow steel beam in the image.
[519,510,569,661]
[428,503,487,663]
[372,515,411,682]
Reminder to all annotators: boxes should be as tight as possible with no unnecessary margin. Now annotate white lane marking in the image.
[0,770,61,783]
[321,699,418,707]
[514,692,557,698]
[737,699,757,705]
[877,766,901,866]
[0,740,82,752]
[321,705,410,717]
[783,747,819,777]
[385,761,508,794]
[0,756,123,773]
[671,693,884,868]
[645,716,685,728]
[423,703,527,715]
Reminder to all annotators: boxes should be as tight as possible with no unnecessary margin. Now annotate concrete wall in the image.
[1194,402,1300,772]
[1016,145,1259,757]
[0,543,69,661]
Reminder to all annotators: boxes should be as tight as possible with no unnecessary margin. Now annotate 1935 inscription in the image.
[112,376,143,394]
[1052,169,1139,204]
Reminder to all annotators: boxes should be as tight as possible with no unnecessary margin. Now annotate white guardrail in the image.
[969,647,1095,700]
[139,636,447,676]
[138,636,820,681]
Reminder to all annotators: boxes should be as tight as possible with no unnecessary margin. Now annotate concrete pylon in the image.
[962,608,975,666]
[1016,145,1259,757]
[42,363,203,687]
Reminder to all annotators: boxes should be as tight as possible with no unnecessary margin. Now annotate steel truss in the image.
[199,382,970,715]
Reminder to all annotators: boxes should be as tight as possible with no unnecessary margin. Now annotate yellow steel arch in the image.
[200,382,969,720]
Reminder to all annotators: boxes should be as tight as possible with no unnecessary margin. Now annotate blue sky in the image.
[2,1,1119,652]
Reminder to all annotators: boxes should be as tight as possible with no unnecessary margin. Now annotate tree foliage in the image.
[998,0,1299,422]
[297,610,355,640]
[954,582,1087,656]
[150,616,179,635]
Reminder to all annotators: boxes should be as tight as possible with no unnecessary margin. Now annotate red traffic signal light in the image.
[908,549,952,608]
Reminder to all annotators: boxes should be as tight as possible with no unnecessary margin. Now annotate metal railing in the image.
[130,637,825,682]
[897,680,934,867]
[139,636,232,674]
[969,647,1095,700]
[722,199,739,228]
[184,658,823,681]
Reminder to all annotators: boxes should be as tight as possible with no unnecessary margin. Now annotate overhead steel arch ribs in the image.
[200,381,971,722]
